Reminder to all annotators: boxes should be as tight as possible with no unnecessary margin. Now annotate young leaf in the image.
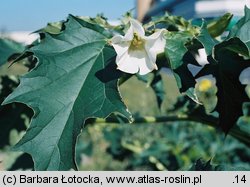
[207,13,233,38]
[2,15,132,170]
[196,21,218,56]
[228,6,250,45]
[35,21,63,34]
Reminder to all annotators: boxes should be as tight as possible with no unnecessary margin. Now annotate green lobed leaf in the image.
[2,15,132,170]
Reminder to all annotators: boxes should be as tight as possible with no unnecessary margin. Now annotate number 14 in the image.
[235,175,246,183]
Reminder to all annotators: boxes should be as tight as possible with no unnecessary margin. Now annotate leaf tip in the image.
[1,97,12,106]
[244,5,250,12]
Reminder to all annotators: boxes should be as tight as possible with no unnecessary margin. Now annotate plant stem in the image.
[93,115,250,146]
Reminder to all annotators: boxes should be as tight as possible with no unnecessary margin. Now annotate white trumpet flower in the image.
[111,18,166,75]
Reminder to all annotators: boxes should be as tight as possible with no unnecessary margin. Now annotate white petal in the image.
[144,44,157,66]
[117,49,156,75]
[145,29,166,65]
[124,23,134,41]
[129,18,145,37]
[145,29,166,54]
[111,35,124,43]
[111,35,130,61]
[146,29,165,40]
[116,51,139,74]
[138,54,157,75]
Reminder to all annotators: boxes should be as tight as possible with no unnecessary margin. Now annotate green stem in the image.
[95,115,188,123]
[93,115,250,146]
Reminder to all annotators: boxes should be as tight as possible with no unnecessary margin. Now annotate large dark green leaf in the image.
[2,15,132,170]
[196,38,250,133]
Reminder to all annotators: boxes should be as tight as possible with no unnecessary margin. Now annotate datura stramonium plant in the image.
[111,18,166,75]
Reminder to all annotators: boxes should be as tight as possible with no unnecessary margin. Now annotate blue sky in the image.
[0,0,135,31]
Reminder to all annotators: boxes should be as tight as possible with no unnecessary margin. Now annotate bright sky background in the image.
[0,0,135,31]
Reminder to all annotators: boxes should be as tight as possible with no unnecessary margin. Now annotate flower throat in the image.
[129,32,145,51]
